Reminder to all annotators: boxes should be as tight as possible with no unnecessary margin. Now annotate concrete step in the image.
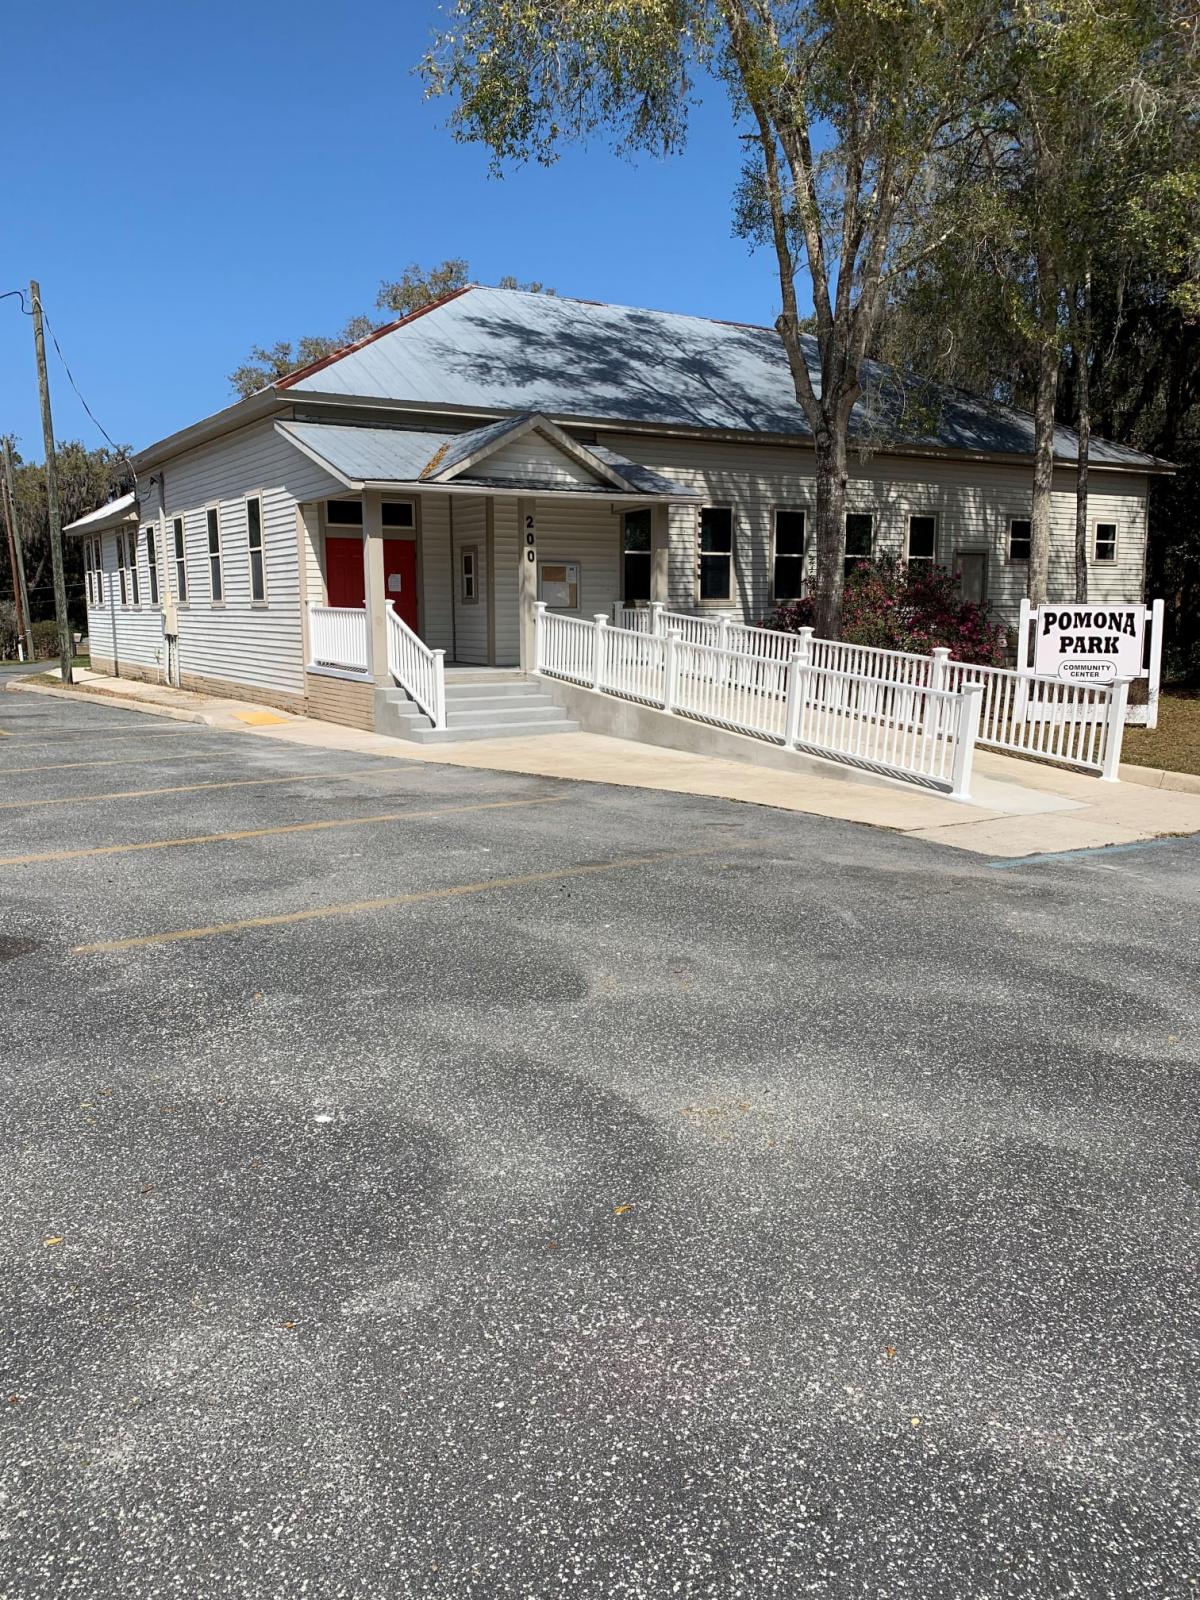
[442,683,543,703]
[401,718,580,745]
[441,693,561,714]
[443,705,568,730]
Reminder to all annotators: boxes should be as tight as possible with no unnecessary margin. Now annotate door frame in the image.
[955,546,989,605]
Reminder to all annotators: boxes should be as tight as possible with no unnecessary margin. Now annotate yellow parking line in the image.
[0,725,192,741]
[1,794,565,869]
[0,749,214,776]
[73,842,752,954]
[0,766,397,811]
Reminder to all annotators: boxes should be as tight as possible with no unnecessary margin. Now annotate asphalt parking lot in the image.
[0,689,1196,1599]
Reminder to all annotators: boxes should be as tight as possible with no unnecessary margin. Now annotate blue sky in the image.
[0,0,790,466]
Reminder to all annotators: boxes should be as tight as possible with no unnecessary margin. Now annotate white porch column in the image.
[362,490,389,684]
[518,496,538,672]
[651,504,671,604]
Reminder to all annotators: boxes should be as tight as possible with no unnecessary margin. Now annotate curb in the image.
[3,678,230,728]
[1118,760,1200,795]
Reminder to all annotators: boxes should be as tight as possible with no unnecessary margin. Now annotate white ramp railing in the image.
[386,607,446,729]
[308,605,369,674]
[537,606,983,799]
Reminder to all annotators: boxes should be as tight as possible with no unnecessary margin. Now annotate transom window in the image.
[247,496,266,602]
[699,506,734,602]
[772,510,805,601]
[173,517,188,602]
[1094,522,1117,563]
[382,501,414,528]
[845,513,873,581]
[146,526,159,605]
[907,515,936,566]
[622,508,652,603]
[207,508,223,602]
[1009,518,1031,562]
[326,500,363,526]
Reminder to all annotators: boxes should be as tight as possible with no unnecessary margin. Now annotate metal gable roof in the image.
[275,419,696,498]
[284,285,1162,471]
[63,491,138,536]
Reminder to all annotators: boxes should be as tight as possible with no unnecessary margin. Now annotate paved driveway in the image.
[0,693,1195,1598]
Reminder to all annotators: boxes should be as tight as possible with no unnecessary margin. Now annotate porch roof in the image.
[275,417,698,500]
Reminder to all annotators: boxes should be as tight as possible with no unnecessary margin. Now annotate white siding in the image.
[492,496,521,666]
[609,434,1149,625]
[450,495,489,664]
[150,420,343,697]
[537,500,622,621]
[479,431,606,488]
[87,525,165,675]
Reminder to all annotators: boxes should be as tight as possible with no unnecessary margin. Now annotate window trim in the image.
[246,494,267,605]
[460,543,479,605]
[127,529,141,606]
[770,506,807,603]
[172,516,189,605]
[325,498,364,528]
[1007,515,1032,564]
[844,511,875,580]
[697,504,735,606]
[906,513,938,566]
[1093,520,1118,564]
[621,506,653,604]
[206,505,224,605]
[91,537,105,607]
[83,538,94,607]
[381,499,415,530]
[144,524,160,606]
[955,546,989,605]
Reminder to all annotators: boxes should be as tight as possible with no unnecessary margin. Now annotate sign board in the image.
[387,573,403,593]
[540,562,579,610]
[1033,603,1145,684]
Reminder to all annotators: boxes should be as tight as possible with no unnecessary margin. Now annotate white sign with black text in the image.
[1033,604,1145,683]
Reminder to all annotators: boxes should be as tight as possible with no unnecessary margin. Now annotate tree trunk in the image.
[810,420,849,638]
[1028,286,1060,608]
[1073,270,1091,604]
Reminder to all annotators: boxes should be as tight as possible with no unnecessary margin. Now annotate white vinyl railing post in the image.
[534,601,547,671]
[784,654,805,746]
[650,601,665,636]
[1144,597,1164,731]
[1100,677,1129,781]
[592,614,608,691]
[430,649,446,730]
[717,616,731,652]
[663,630,679,713]
[929,646,950,693]
[950,684,984,801]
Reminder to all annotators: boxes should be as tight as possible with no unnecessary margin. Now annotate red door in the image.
[326,536,365,608]
[384,541,419,633]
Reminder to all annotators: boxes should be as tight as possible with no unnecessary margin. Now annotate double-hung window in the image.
[173,517,188,602]
[145,526,159,605]
[1009,518,1031,562]
[699,507,734,602]
[844,513,873,581]
[1094,522,1117,563]
[771,510,805,601]
[207,508,223,602]
[91,538,103,605]
[907,515,936,568]
[622,508,652,603]
[246,496,266,602]
[117,533,128,605]
[83,540,94,606]
[127,531,140,604]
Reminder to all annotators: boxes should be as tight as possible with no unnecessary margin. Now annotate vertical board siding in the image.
[492,496,521,666]
[450,495,489,664]
[608,434,1149,625]
[537,500,622,622]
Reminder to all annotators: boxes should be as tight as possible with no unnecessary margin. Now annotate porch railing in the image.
[386,606,446,730]
[308,605,369,675]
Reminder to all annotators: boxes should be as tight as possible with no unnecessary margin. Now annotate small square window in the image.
[1009,518,1031,561]
[382,502,414,528]
[1094,522,1117,562]
[326,499,363,526]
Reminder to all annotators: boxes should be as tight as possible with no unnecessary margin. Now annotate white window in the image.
[1094,522,1117,563]
[771,509,805,601]
[246,496,266,602]
[325,499,362,527]
[83,540,93,607]
[207,508,223,602]
[460,545,478,604]
[699,506,734,602]
[117,533,128,605]
[845,513,873,580]
[144,526,159,605]
[907,515,936,567]
[90,538,104,606]
[622,508,652,602]
[173,517,188,602]
[1008,518,1031,562]
[382,501,414,529]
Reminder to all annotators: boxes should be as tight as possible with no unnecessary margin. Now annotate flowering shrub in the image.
[762,554,1007,666]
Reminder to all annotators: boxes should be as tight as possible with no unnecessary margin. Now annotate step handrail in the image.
[386,607,446,729]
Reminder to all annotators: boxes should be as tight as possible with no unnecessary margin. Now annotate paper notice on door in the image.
[387,574,403,593]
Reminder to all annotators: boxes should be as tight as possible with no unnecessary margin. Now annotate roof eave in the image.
[133,390,289,473]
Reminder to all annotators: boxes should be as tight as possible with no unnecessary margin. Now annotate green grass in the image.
[1123,690,1200,776]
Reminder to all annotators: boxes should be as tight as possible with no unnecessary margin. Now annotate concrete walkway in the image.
[8,666,1199,857]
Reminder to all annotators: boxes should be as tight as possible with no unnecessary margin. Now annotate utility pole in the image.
[2,439,34,661]
[30,280,73,685]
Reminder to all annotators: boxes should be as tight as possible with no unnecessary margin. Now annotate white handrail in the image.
[386,607,446,729]
[308,604,369,674]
